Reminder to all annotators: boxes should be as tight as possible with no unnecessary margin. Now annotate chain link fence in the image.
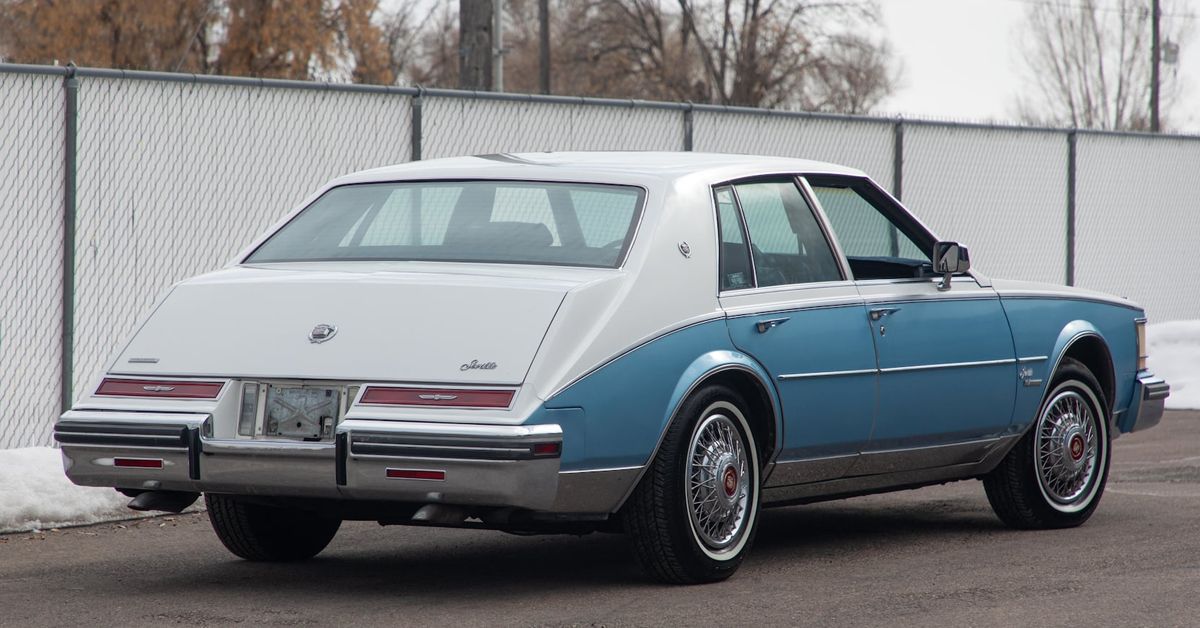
[1,63,1197,448]
[0,71,64,449]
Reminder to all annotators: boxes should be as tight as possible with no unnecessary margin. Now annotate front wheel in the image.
[206,494,341,561]
[984,358,1111,529]
[622,385,762,584]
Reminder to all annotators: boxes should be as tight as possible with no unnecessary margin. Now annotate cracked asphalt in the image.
[2,411,1197,627]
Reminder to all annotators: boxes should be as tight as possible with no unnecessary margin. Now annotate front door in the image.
[806,177,1017,474]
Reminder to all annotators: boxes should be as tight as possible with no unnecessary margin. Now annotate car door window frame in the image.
[713,175,850,295]
[802,174,946,284]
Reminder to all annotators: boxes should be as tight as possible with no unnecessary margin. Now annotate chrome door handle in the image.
[868,307,900,322]
[755,317,790,333]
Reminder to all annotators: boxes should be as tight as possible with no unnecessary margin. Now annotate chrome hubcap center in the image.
[722,465,738,498]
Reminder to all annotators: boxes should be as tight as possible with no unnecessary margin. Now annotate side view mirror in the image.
[932,241,970,291]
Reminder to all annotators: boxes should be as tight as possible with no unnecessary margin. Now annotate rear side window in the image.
[730,180,842,287]
[715,186,753,290]
[247,180,645,268]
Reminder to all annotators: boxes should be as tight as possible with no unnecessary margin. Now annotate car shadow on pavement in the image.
[134,494,1007,601]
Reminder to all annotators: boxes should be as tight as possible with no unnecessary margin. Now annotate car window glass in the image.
[354,187,460,246]
[492,187,561,245]
[248,181,644,268]
[572,189,639,247]
[810,185,926,262]
[732,180,841,286]
[715,186,753,290]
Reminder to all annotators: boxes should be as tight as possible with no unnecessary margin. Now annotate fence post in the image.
[61,63,78,412]
[683,103,694,151]
[1066,130,1077,286]
[892,117,904,201]
[411,87,423,161]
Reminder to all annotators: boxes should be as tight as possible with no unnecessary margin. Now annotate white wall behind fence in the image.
[72,78,413,404]
[1075,134,1200,322]
[422,97,684,157]
[0,73,64,449]
[902,124,1068,285]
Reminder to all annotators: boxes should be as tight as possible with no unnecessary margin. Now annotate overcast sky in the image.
[878,0,1200,131]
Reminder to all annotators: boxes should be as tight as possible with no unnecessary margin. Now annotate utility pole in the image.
[459,0,493,90]
[1151,0,1161,132]
[493,0,504,92]
[539,0,550,94]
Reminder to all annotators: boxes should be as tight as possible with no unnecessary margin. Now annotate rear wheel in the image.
[984,358,1111,529]
[205,494,341,561]
[623,385,761,584]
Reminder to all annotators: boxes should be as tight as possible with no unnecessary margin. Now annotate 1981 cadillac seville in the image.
[56,152,1169,583]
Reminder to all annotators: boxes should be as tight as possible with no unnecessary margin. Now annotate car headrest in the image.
[445,221,554,249]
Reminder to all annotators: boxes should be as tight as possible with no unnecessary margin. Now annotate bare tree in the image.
[545,0,894,111]
[1017,0,1191,131]
[0,0,219,72]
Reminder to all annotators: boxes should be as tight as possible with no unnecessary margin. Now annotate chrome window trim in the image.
[795,175,854,281]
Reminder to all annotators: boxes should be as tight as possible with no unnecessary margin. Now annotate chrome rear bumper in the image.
[55,411,580,511]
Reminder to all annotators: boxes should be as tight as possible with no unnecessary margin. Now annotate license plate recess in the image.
[264,385,340,441]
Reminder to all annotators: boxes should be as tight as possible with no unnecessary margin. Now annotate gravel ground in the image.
[1,411,1196,627]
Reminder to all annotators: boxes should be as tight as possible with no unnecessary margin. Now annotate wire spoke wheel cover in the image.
[686,410,751,551]
[1035,386,1105,512]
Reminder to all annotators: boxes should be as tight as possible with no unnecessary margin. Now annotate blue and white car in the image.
[55,152,1169,583]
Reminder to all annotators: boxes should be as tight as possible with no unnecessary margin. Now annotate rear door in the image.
[806,176,1017,473]
[715,178,878,486]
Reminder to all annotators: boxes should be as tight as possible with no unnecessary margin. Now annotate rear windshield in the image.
[245,180,646,268]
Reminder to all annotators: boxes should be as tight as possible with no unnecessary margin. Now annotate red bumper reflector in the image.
[532,442,561,456]
[360,387,514,408]
[386,468,445,481]
[96,378,224,399]
[114,458,164,469]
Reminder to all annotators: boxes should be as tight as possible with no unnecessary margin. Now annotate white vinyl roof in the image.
[336,152,868,187]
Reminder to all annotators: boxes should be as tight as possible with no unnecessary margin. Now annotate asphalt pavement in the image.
[2,411,1197,627]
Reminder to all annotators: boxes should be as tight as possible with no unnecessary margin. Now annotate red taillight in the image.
[96,378,224,399]
[386,468,445,481]
[532,442,561,457]
[113,458,164,469]
[360,387,514,408]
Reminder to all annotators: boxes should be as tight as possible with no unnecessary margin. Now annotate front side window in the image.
[807,177,932,280]
[246,180,644,268]
[731,179,842,287]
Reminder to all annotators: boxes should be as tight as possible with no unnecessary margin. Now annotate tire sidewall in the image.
[1025,361,1112,524]
[682,399,761,563]
[666,386,762,577]
[1033,377,1109,514]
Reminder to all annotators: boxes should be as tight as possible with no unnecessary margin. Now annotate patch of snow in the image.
[0,447,157,533]
[1147,321,1200,410]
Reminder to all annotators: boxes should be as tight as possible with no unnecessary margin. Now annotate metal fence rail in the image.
[1,62,1197,448]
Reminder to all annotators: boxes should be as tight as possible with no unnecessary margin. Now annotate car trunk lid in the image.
[112,266,580,385]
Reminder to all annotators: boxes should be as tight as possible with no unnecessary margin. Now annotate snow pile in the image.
[1147,320,1200,410]
[0,447,144,533]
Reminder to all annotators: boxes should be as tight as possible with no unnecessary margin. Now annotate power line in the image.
[1002,0,1199,19]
